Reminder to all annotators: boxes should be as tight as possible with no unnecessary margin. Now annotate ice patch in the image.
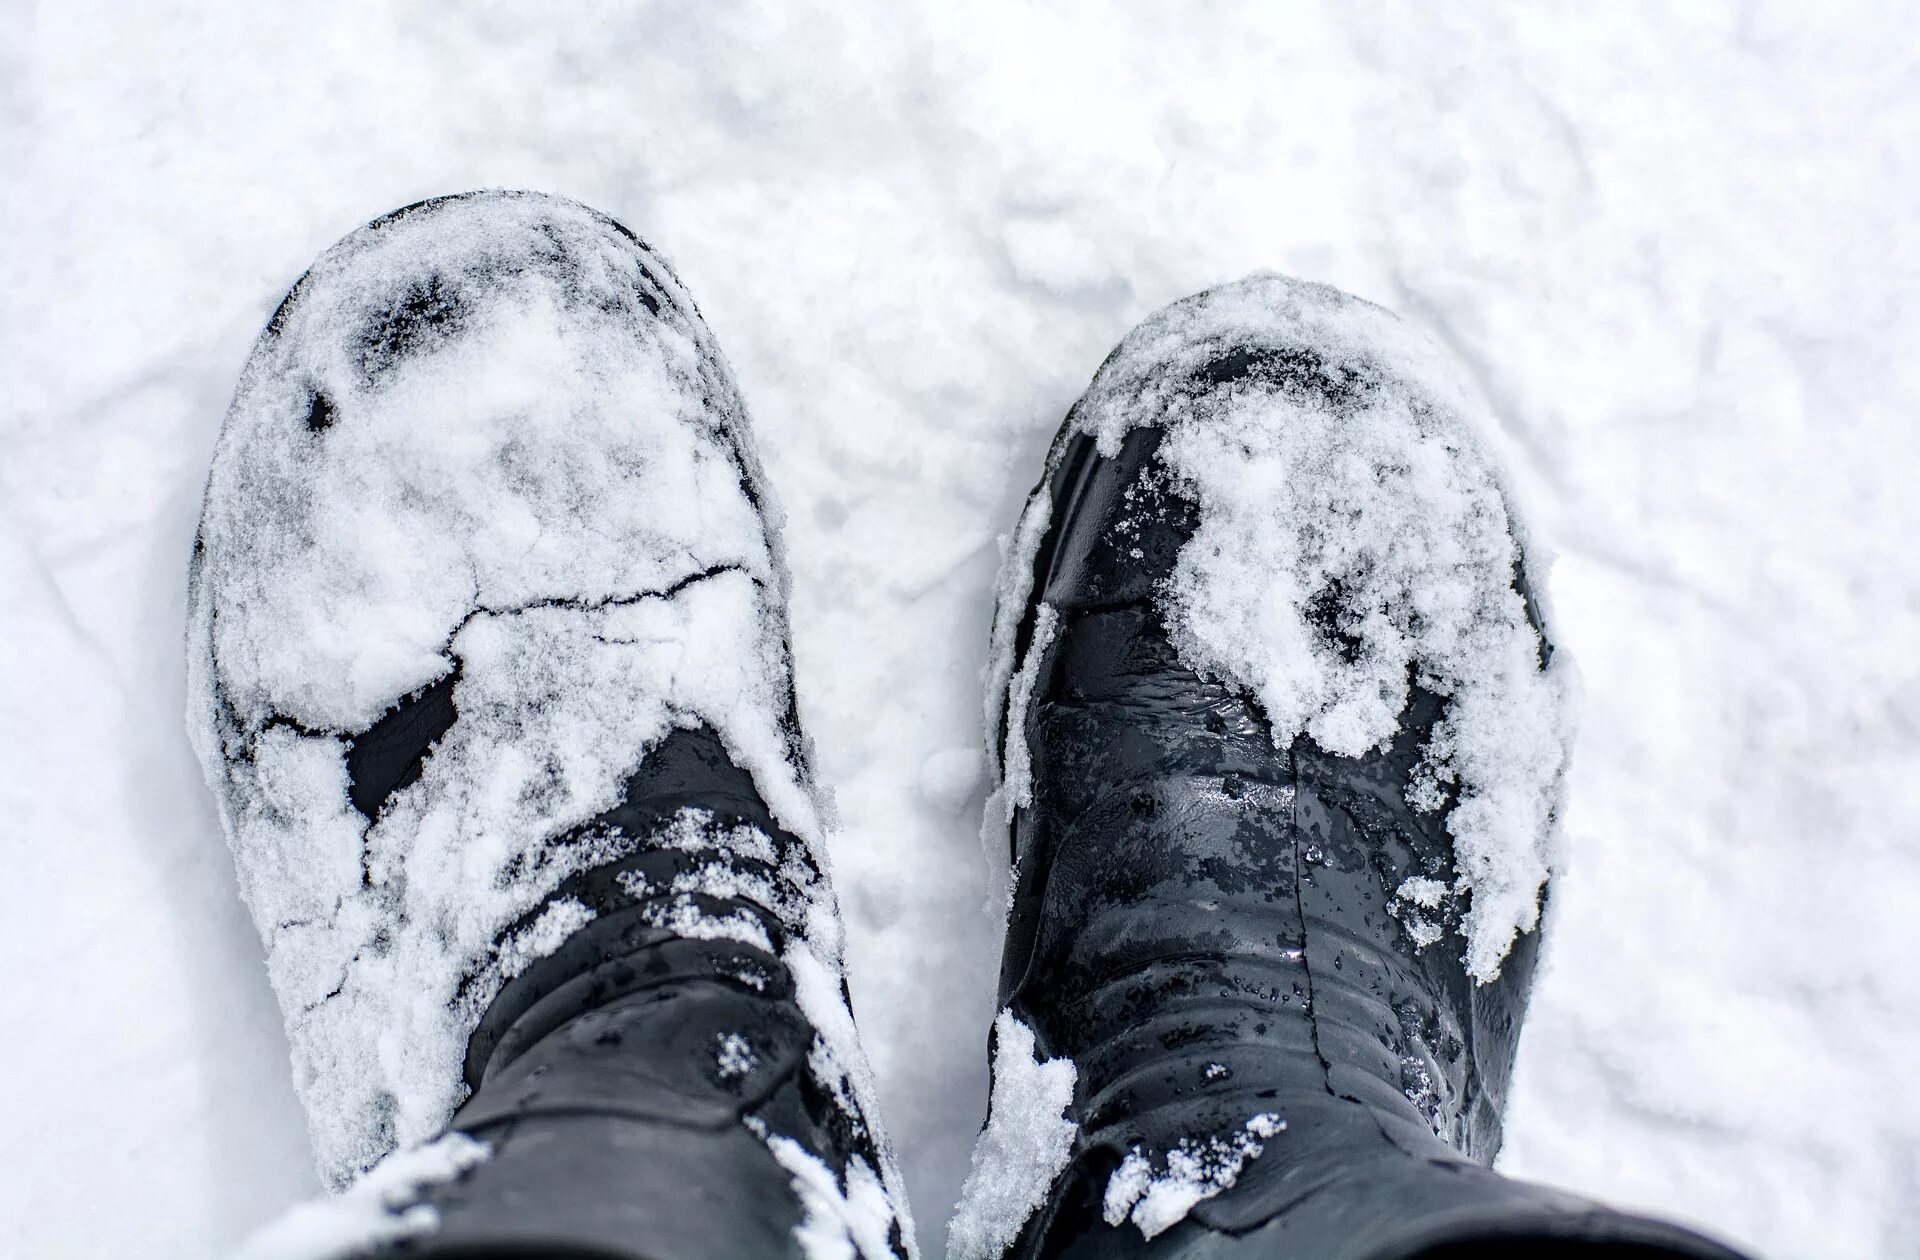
[232,1132,489,1260]
[1069,274,1574,981]
[1101,1113,1285,1241]
[947,1010,1079,1260]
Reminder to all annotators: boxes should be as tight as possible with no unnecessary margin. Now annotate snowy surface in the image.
[5,4,1918,1258]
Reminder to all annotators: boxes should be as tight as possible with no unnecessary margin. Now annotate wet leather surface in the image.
[994,371,1741,1259]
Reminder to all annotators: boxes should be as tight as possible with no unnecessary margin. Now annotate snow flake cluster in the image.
[1102,1113,1286,1240]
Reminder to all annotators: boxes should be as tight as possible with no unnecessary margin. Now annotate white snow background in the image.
[5,4,1918,1257]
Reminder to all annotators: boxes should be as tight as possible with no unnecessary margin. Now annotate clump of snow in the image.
[1101,1113,1285,1240]
[999,603,1059,821]
[496,897,594,980]
[983,491,1055,768]
[233,1133,489,1260]
[947,1010,1079,1260]
[186,189,909,1259]
[782,938,920,1255]
[979,488,1058,912]
[976,785,1015,918]
[1070,274,1574,981]
[1400,914,1444,950]
[749,1118,902,1260]
[606,807,831,956]
[1397,876,1449,908]
[1392,875,1449,949]
[715,1031,757,1081]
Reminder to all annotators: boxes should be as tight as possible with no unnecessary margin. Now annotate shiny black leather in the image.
[994,353,1749,1260]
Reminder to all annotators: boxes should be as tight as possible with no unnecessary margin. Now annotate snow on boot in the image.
[189,191,911,1259]
[949,277,1749,1260]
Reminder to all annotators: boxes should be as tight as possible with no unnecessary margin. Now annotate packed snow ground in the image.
[4,4,1917,1258]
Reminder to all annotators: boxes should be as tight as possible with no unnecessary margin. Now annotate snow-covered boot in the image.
[954,277,1750,1260]
[190,191,911,1259]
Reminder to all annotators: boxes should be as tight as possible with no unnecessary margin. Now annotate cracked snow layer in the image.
[1067,274,1575,982]
[183,193,886,1199]
[1102,1113,1285,1241]
[947,1011,1078,1260]
[233,1132,489,1260]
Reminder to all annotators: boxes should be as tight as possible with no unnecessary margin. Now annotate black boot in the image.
[191,192,910,1258]
[964,277,1752,1260]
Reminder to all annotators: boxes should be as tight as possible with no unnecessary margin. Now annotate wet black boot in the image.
[963,277,1751,1260]
[192,192,910,1259]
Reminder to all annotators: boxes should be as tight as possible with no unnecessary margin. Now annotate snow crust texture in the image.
[946,1011,1078,1260]
[183,193,881,1212]
[1068,275,1573,981]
